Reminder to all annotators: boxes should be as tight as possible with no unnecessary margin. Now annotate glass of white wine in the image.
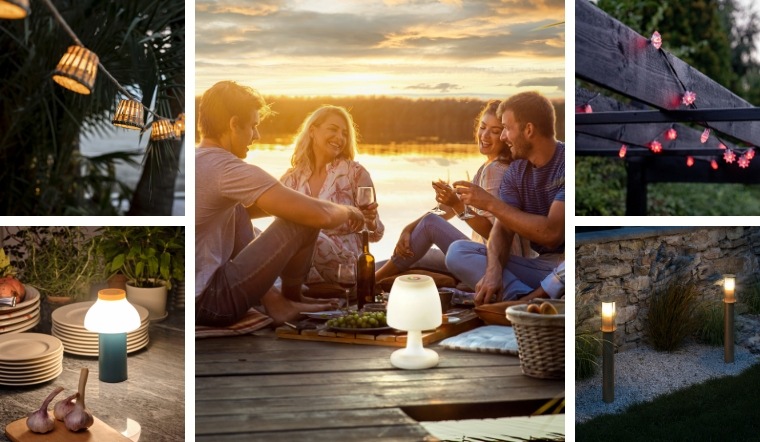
[430,169,449,215]
[457,170,475,219]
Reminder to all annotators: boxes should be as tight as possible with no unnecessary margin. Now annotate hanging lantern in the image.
[52,45,99,95]
[0,0,30,19]
[151,119,176,141]
[112,99,144,130]
[173,113,185,137]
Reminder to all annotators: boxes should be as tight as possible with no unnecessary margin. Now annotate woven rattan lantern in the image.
[52,45,99,95]
[0,0,30,19]
[173,113,185,137]
[112,99,144,130]
[151,119,175,141]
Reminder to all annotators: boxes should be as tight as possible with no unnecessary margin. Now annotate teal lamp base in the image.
[99,333,128,383]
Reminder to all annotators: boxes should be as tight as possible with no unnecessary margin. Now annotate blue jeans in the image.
[390,214,468,273]
[445,240,563,301]
[196,207,318,326]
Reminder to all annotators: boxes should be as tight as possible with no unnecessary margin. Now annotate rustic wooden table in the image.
[196,325,564,441]
[0,314,185,442]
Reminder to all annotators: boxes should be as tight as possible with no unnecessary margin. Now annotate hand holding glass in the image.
[356,186,375,231]
[430,169,449,215]
[457,171,475,219]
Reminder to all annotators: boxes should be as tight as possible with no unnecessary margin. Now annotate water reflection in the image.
[249,144,485,259]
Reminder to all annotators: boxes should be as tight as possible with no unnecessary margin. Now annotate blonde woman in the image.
[281,105,384,284]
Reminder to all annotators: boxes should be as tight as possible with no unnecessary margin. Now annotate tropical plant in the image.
[0,0,184,215]
[2,227,101,301]
[576,330,602,380]
[97,226,184,289]
[645,277,702,351]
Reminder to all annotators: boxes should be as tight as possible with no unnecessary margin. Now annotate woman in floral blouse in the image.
[281,105,384,285]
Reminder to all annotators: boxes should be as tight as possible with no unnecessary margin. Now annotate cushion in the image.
[195,308,273,339]
[439,325,519,355]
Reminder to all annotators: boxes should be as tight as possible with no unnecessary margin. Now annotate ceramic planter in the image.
[126,282,168,321]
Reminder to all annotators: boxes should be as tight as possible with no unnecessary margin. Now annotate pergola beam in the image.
[576,108,760,125]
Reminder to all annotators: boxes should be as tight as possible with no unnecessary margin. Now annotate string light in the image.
[701,128,711,143]
[746,148,755,160]
[738,154,750,168]
[651,31,662,49]
[686,156,694,167]
[173,113,185,137]
[150,120,176,141]
[681,91,697,106]
[619,144,627,158]
[665,127,677,140]
[724,150,736,164]
[112,99,144,130]
[0,0,29,19]
[719,142,727,150]
[711,159,719,170]
[649,140,662,153]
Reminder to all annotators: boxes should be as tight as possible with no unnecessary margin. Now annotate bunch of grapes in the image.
[327,311,387,329]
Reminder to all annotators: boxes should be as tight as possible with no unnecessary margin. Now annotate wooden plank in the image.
[577,108,760,124]
[196,408,419,435]
[575,0,760,146]
[195,425,431,442]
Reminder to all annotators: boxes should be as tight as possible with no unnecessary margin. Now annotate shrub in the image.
[576,331,601,380]
[695,302,724,346]
[741,281,760,314]
[645,278,701,351]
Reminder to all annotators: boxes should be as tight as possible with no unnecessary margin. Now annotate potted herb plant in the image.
[97,226,184,320]
[3,227,101,304]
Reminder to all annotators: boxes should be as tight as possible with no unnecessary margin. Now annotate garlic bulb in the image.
[64,368,94,432]
[53,392,79,421]
[26,386,63,434]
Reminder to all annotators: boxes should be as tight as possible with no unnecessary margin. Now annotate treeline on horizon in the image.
[194,95,565,145]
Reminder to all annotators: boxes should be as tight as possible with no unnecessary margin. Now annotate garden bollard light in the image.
[601,301,616,403]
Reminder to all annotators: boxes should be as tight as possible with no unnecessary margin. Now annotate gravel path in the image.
[575,341,760,423]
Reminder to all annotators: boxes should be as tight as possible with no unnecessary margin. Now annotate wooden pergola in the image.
[575,0,760,215]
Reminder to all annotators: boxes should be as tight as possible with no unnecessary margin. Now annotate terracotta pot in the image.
[126,282,168,321]
[107,273,128,291]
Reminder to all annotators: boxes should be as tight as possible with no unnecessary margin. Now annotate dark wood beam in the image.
[576,108,760,125]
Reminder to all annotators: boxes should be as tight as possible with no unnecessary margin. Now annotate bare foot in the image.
[262,290,333,326]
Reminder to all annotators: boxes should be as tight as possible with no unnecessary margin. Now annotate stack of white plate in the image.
[0,285,41,335]
[51,301,150,357]
[173,280,185,310]
[0,333,63,386]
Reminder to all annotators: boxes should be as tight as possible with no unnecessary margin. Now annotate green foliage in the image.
[648,183,760,215]
[3,227,101,300]
[575,157,627,215]
[741,281,760,314]
[694,302,724,346]
[577,364,760,441]
[645,278,701,351]
[0,1,184,215]
[576,331,602,380]
[97,227,184,289]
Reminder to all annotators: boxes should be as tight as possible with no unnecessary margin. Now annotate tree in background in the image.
[0,0,184,215]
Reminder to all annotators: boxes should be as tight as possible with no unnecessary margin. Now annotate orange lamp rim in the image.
[97,288,126,301]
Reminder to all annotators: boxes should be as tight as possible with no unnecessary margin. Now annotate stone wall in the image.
[575,227,760,351]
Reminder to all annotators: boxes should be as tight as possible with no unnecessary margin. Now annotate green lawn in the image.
[576,363,760,441]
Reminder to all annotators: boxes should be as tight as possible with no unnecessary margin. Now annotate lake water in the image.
[80,126,186,215]
[247,144,485,260]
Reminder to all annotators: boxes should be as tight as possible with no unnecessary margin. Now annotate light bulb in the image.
[618,144,627,158]
[666,128,677,140]
[738,155,750,169]
[651,31,662,49]
[701,128,710,144]
[649,140,662,153]
[686,156,694,167]
[724,150,736,164]
[746,148,755,160]
[682,91,697,106]
[711,159,719,170]
[719,143,727,150]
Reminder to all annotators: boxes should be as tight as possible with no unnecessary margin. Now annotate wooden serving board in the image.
[276,311,482,347]
[5,412,131,442]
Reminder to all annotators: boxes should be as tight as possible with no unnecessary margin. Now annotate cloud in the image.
[515,77,565,90]
[403,83,463,92]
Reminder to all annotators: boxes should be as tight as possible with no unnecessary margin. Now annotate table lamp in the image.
[84,289,140,383]
[386,274,442,370]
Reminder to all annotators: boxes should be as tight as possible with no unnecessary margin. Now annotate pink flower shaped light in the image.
[738,155,750,169]
[724,150,736,164]
[649,141,662,153]
[651,31,662,49]
[682,91,697,106]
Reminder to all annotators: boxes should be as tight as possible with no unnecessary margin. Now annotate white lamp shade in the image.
[84,289,141,334]
[387,274,442,331]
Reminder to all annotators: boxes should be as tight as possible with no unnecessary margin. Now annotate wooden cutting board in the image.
[276,311,482,346]
[5,412,131,442]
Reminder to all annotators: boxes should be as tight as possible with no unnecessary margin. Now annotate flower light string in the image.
[4,0,185,140]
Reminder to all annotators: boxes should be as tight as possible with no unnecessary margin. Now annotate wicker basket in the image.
[505,300,565,380]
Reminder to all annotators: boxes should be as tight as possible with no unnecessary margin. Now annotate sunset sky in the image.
[195,0,565,99]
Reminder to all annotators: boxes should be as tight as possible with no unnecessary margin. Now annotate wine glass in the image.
[458,170,475,219]
[337,262,356,309]
[356,186,375,231]
[429,169,449,215]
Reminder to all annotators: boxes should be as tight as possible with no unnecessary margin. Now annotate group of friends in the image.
[195,80,565,327]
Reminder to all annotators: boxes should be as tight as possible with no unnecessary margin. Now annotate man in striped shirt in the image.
[448,91,565,305]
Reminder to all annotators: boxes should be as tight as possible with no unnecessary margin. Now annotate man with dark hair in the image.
[447,91,564,304]
[195,81,365,326]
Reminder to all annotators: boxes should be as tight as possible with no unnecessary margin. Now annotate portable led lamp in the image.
[84,289,140,383]
[386,274,442,370]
